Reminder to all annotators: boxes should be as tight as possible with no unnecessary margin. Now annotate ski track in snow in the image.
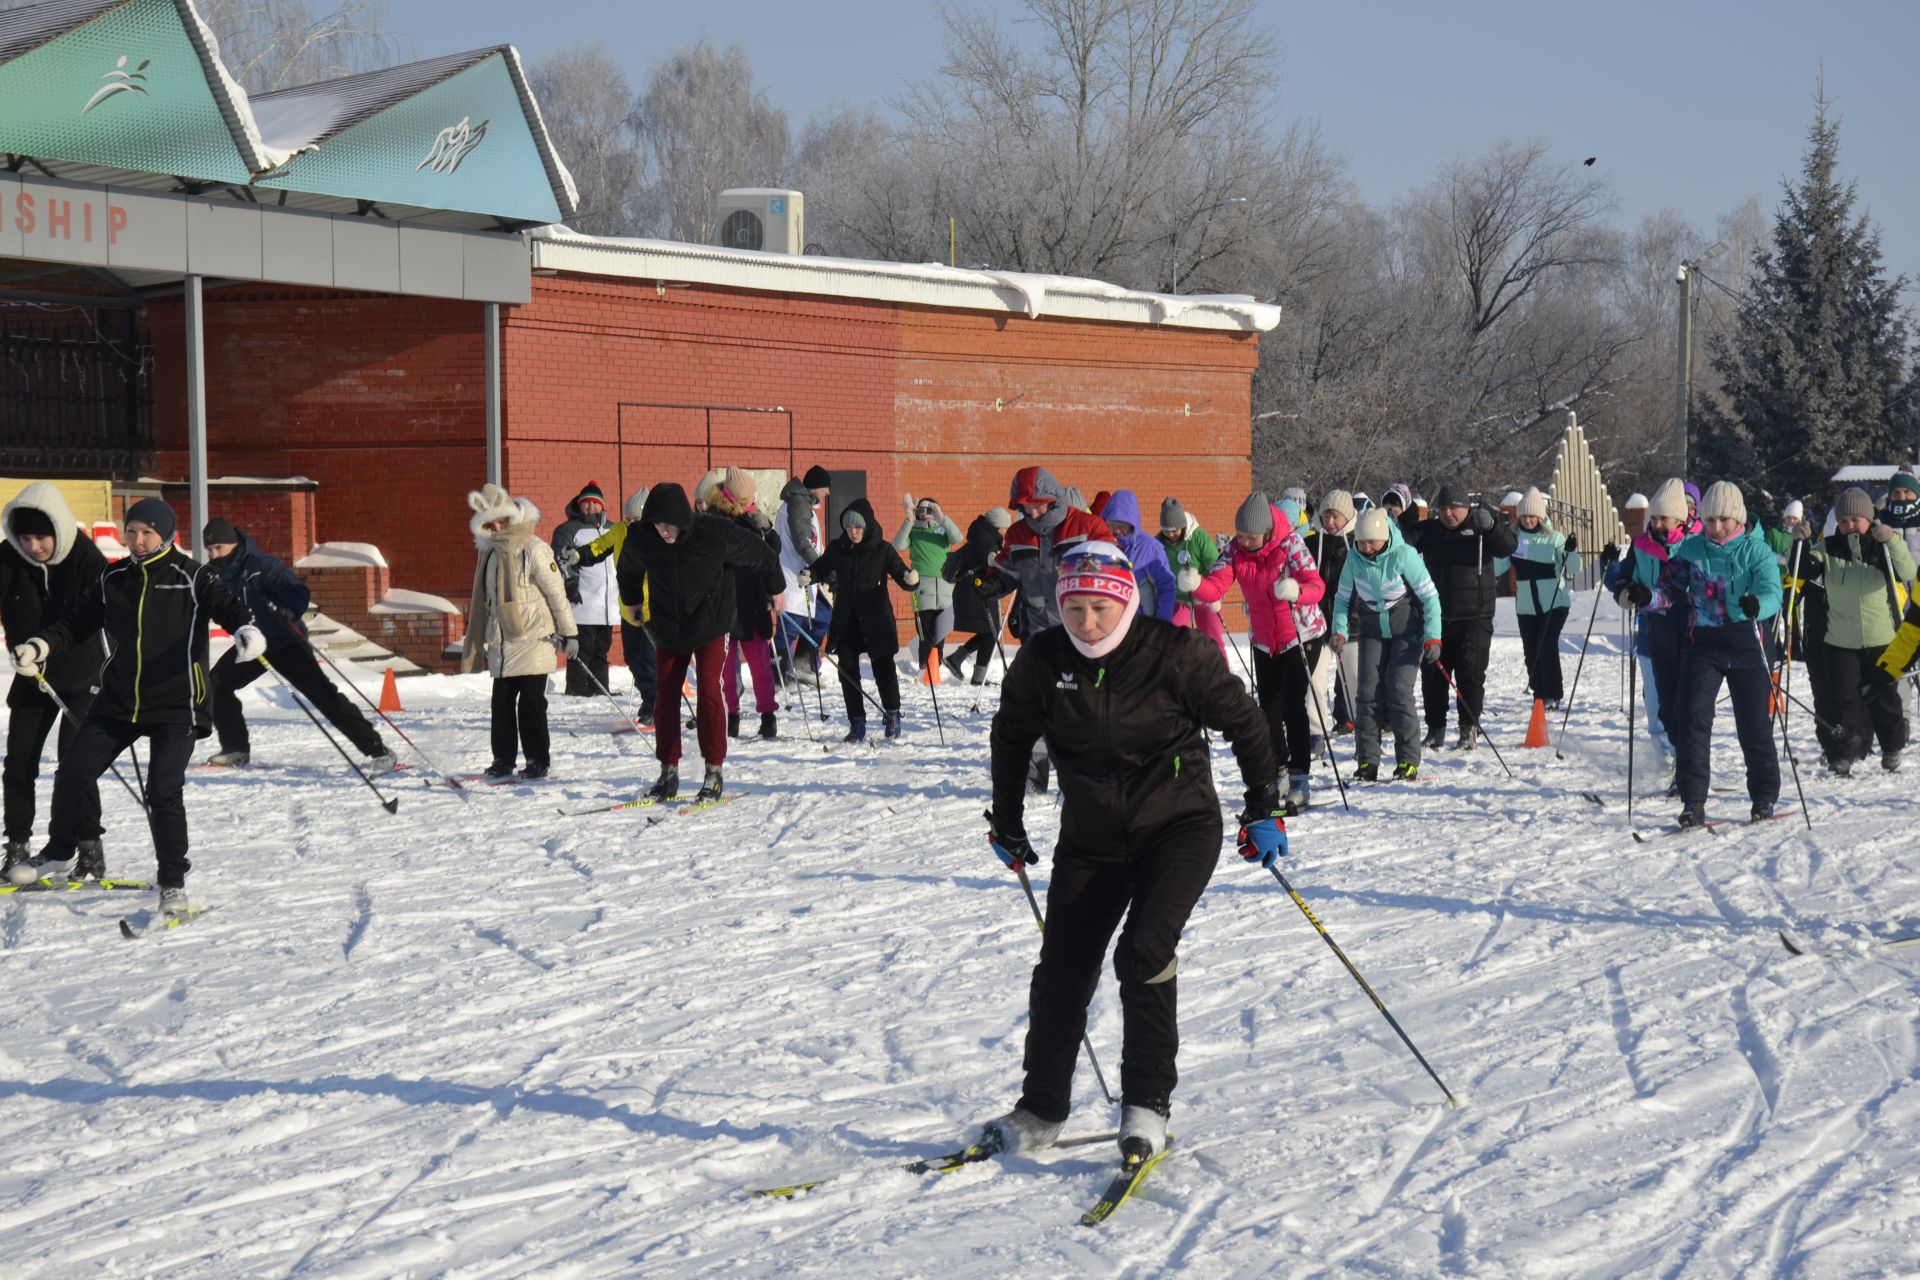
[2,597,1919,1276]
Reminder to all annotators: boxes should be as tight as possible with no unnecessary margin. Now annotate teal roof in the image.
[0,0,575,227]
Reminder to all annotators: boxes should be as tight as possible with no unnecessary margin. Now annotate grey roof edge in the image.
[170,0,278,170]
[249,45,498,153]
[0,0,119,64]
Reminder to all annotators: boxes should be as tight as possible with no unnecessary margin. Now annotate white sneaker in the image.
[982,1108,1063,1155]
[207,749,250,767]
[1119,1104,1168,1159]
[158,887,190,917]
[9,850,72,886]
[365,752,398,774]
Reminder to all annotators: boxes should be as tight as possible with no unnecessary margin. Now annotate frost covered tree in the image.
[634,39,789,244]
[529,42,645,236]
[1693,94,1916,508]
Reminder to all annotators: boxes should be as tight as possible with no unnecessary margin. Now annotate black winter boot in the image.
[884,709,903,740]
[695,765,723,804]
[646,765,679,800]
[73,839,105,881]
[727,712,741,738]
[759,712,777,739]
[844,720,868,743]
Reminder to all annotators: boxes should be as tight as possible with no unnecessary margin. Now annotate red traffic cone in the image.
[378,666,403,714]
[919,645,943,685]
[1522,697,1549,748]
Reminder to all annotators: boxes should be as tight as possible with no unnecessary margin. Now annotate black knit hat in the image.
[123,496,176,542]
[202,517,240,546]
[9,506,54,539]
[802,465,832,489]
[1435,484,1469,510]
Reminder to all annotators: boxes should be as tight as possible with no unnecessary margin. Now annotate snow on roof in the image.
[1832,465,1911,482]
[371,588,458,615]
[296,541,389,571]
[1625,493,1649,509]
[530,227,1281,334]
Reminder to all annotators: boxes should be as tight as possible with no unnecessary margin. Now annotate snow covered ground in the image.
[3,592,1918,1278]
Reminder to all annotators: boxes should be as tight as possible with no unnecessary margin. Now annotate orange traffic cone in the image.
[378,666,403,714]
[919,646,943,685]
[1522,696,1549,748]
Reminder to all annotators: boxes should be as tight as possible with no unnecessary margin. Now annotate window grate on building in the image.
[0,312,154,480]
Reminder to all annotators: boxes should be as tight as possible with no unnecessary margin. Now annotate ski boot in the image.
[1392,761,1419,781]
[1677,803,1707,830]
[516,762,550,780]
[1885,749,1903,774]
[8,844,72,886]
[158,886,189,917]
[1750,800,1779,823]
[981,1107,1063,1156]
[365,751,398,775]
[0,839,27,883]
[844,719,868,744]
[1422,727,1446,751]
[970,662,990,686]
[72,839,105,881]
[759,712,777,739]
[884,709,903,740]
[1831,756,1853,778]
[1455,727,1479,751]
[646,764,679,800]
[727,712,741,739]
[1353,761,1378,783]
[207,748,250,768]
[1284,772,1309,815]
[483,761,514,781]
[695,765,724,804]
[637,708,656,728]
[1118,1099,1170,1161]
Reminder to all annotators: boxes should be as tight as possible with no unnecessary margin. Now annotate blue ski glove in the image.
[1237,785,1289,867]
[985,810,1036,871]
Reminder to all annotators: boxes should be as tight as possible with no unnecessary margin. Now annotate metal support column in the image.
[185,274,209,561]
[485,302,502,486]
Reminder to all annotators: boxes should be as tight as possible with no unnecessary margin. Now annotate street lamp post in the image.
[1673,240,1729,477]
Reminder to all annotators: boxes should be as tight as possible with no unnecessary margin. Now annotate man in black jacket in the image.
[619,483,782,804]
[6,499,262,915]
[201,519,394,772]
[1406,484,1517,749]
[0,484,108,881]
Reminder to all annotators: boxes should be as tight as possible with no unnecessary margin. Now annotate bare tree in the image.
[634,39,789,244]
[530,42,644,236]
[199,0,407,91]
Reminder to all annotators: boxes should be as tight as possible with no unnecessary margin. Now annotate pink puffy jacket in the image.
[1193,505,1328,652]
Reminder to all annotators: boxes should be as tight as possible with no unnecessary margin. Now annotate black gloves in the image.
[1242,781,1285,822]
[1739,593,1761,619]
[1598,541,1619,567]
[1563,533,1578,554]
[1625,581,1652,607]
[1470,506,1497,533]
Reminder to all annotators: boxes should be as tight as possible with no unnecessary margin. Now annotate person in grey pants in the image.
[1329,508,1443,780]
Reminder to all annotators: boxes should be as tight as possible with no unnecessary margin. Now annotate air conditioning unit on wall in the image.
[713,189,805,254]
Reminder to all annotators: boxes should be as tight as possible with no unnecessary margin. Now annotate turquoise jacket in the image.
[1332,523,1442,642]
[1494,522,1579,615]
[1672,524,1783,628]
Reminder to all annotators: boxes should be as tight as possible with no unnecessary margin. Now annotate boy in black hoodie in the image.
[802,498,918,740]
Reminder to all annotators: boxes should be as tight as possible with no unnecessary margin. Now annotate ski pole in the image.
[261,659,399,814]
[1626,606,1637,829]
[1265,862,1460,1108]
[1225,609,1259,698]
[1555,581,1608,748]
[1012,860,1116,1105]
[34,676,147,813]
[1758,619,1811,831]
[283,612,468,793]
[792,627,889,719]
[910,608,945,746]
[564,638,645,755]
[128,737,146,804]
[775,617,815,744]
[1292,640,1349,812]
[1435,660,1513,780]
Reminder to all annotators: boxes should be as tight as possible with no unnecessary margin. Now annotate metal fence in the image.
[0,313,154,479]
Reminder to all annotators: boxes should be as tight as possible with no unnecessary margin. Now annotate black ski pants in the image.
[621,619,657,714]
[4,682,98,843]
[1016,821,1219,1123]
[1677,623,1779,809]
[490,674,551,772]
[834,637,901,723]
[212,643,384,757]
[1422,613,1493,734]
[564,624,613,696]
[1824,644,1908,763]
[1252,640,1321,776]
[1516,607,1569,704]
[48,716,193,887]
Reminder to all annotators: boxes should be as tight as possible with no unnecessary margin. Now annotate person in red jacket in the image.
[1192,492,1327,813]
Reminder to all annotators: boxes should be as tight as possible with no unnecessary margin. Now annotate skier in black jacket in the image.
[980,541,1283,1163]
[1405,483,1517,749]
[801,497,917,741]
[201,520,393,772]
[620,482,782,803]
[941,507,1013,685]
[0,483,108,881]
[7,498,262,916]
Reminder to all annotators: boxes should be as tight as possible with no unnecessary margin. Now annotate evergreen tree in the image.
[1694,94,1915,510]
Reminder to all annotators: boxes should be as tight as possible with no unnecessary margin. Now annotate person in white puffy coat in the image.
[464,484,578,780]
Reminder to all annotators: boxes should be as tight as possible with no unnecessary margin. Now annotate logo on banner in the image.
[416,116,489,175]
[81,56,150,116]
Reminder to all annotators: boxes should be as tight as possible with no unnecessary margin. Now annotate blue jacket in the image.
[208,530,310,652]
[1672,524,1782,629]
[1332,522,1442,642]
[1495,523,1579,615]
[1101,490,1177,622]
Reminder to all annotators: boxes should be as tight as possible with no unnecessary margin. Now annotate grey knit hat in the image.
[1836,487,1874,523]
[1700,480,1746,524]
[1234,491,1274,536]
[841,509,867,531]
[1647,478,1688,522]
[984,506,1014,530]
[1160,496,1186,529]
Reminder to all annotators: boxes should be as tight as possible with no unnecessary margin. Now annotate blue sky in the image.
[398,0,1920,284]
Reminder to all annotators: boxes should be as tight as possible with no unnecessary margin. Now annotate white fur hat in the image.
[1782,499,1804,521]
[1517,487,1548,520]
[1647,479,1688,522]
[1700,480,1746,524]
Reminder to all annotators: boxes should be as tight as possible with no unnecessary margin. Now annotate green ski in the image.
[1080,1135,1173,1226]
[1,878,152,894]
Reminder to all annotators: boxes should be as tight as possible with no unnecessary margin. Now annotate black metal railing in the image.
[0,313,154,479]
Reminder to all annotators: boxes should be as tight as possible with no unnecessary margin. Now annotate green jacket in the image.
[1808,532,1916,649]
[1157,515,1220,604]
[1494,522,1579,616]
[892,513,964,611]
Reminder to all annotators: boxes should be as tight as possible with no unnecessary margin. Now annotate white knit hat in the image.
[1647,479,1688,522]
[1782,499,1805,521]
[1700,480,1746,524]
[1355,508,1391,542]
[1517,487,1547,520]
[1320,489,1356,524]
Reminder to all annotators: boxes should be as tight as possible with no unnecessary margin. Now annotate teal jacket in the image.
[1672,525,1783,628]
[1332,523,1442,642]
[1494,523,1579,615]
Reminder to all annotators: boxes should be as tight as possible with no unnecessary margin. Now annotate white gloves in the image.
[1176,568,1201,594]
[232,625,267,663]
[1205,599,1223,613]
[1329,633,1346,653]
[557,544,580,567]
[904,569,921,587]
[796,569,813,588]
[11,638,47,678]
[902,492,917,516]
[1273,577,1301,603]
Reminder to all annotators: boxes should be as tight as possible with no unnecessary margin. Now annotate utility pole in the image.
[1673,241,1729,480]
